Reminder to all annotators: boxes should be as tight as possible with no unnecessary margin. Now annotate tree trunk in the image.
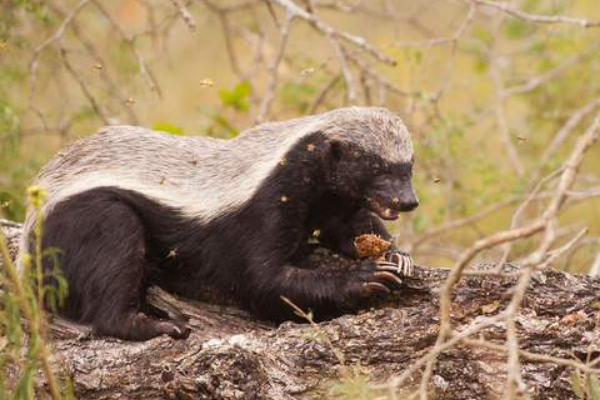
[1,220,599,399]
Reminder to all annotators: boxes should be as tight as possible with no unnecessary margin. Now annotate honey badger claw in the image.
[362,282,391,295]
[377,250,414,277]
[360,269,405,297]
[374,271,403,286]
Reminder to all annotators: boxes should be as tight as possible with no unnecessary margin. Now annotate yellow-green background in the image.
[1,0,599,271]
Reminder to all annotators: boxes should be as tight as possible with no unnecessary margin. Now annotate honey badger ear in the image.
[309,132,343,164]
[328,139,343,163]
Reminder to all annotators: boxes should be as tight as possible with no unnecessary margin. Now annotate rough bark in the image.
[1,220,599,400]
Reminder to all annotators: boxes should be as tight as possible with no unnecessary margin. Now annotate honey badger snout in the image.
[381,178,419,211]
[366,176,419,220]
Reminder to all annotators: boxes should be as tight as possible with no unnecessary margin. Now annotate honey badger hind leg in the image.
[40,188,191,341]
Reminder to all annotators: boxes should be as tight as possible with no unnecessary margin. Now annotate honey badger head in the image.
[317,108,418,220]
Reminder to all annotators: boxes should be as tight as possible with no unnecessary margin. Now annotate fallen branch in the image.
[1,221,599,399]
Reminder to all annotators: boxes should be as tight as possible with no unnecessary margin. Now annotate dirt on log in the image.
[1,219,600,400]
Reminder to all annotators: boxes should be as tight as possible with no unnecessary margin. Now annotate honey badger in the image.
[20,107,419,341]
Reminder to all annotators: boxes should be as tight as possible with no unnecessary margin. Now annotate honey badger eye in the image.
[371,162,387,176]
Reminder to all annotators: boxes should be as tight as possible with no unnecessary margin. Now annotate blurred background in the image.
[1,0,599,271]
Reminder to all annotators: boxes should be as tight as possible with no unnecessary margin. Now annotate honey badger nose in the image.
[369,174,419,214]
[388,181,419,212]
[399,198,419,211]
[391,195,419,212]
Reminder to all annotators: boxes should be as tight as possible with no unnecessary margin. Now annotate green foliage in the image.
[403,48,423,65]
[0,188,71,399]
[413,214,427,233]
[504,19,536,39]
[327,369,385,400]
[571,370,600,400]
[109,42,140,79]
[472,25,494,48]
[72,105,98,124]
[219,81,252,112]
[153,122,184,136]
[0,0,52,40]
[0,66,25,98]
[0,102,19,147]
[198,104,239,138]
[0,192,25,221]
[281,81,317,113]
[0,100,27,220]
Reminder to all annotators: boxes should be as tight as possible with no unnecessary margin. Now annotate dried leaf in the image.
[481,300,501,314]
[561,310,586,325]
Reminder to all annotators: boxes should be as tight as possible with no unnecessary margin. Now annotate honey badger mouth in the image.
[366,197,400,221]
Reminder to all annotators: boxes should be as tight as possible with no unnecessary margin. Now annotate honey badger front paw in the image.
[155,319,192,340]
[343,268,405,300]
[377,250,414,278]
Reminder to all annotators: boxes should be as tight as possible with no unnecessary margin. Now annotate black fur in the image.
[37,131,417,340]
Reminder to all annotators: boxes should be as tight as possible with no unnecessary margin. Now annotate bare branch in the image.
[267,0,397,65]
[309,74,341,113]
[489,20,524,177]
[59,45,109,125]
[392,3,475,49]
[326,35,356,103]
[534,96,600,179]
[502,41,600,98]
[256,13,294,123]
[462,338,600,374]
[27,0,93,126]
[470,0,600,28]
[92,0,163,98]
[169,0,197,31]
[418,115,600,398]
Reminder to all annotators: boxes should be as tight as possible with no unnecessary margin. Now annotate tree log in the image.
[1,220,599,399]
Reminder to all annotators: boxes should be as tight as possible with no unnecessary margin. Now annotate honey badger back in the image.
[20,107,419,340]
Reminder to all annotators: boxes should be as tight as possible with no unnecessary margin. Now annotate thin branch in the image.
[462,338,600,374]
[267,0,397,65]
[489,22,524,177]
[309,73,341,113]
[534,96,600,179]
[470,0,600,28]
[27,0,93,126]
[502,41,600,98]
[494,167,565,273]
[256,13,294,123]
[412,196,520,249]
[327,36,356,103]
[169,0,197,31]
[59,45,109,124]
[92,0,163,98]
[392,3,475,49]
[417,115,600,399]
